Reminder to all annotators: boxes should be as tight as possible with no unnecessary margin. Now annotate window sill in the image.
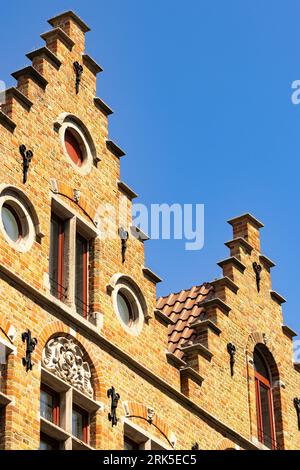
[251,436,272,450]
[72,436,94,450]
[40,417,70,442]
[73,387,102,413]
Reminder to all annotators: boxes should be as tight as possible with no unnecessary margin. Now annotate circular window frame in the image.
[110,276,146,336]
[56,114,95,176]
[0,194,35,252]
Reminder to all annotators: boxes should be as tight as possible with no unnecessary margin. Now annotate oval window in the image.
[64,129,84,167]
[117,291,135,327]
[2,204,22,242]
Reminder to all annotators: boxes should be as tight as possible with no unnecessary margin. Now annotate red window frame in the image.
[64,129,84,167]
[50,214,65,301]
[255,364,276,449]
[75,234,89,318]
[40,384,60,426]
[72,405,89,443]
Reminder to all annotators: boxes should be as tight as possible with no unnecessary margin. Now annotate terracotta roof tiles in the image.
[157,283,214,360]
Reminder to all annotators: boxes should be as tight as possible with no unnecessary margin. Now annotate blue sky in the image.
[1,1,300,333]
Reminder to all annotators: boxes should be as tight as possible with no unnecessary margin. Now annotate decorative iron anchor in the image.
[21,329,37,372]
[227,342,236,377]
[19,144,33,184]
[119,227,129,264]
[294,397,300,430]
[253,262,262,292]
[107,386,120,427]
[73,61,83,94]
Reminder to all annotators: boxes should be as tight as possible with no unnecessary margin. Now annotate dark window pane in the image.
[260,384,273,448]
[50,217,59,291]
[124,437,139,450]
[2,204,21,242]
[75,234,88,317]
[39,433,58,450]
[72,408,85,441]
[254,350,270,380]
[40,389,55,423]
[50,216,65,300]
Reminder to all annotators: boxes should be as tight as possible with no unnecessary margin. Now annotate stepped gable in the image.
[157,283,214,360]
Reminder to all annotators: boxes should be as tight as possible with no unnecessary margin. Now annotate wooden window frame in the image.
[40,384,60,426]
[72,404,89,444]
[50,214,65,301]
[65,129,84,167]
[254,363,276,449]
[75,233,89,318]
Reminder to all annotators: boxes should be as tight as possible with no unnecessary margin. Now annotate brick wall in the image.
[0,11,299,450]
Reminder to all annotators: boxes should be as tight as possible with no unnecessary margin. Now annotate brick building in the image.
[0,11,299,450]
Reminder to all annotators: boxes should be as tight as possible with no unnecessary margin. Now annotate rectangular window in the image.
[39,433,59,450]
[72,405,89,443]
[50,215,66,301]
[124,436,140,450]
[75,234,88,318]
[40,385,60,425]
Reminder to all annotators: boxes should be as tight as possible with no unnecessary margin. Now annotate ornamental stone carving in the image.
[42,337,93,398]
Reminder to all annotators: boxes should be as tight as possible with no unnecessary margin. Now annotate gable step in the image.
[94,97,114,116]
[0,110,16,132]
[12,66,48,90]
[41,28,75,52]
[106,140,126,158]
[4,87,33,112]
[26,47,62,69]
[82,54,103,75]
[181,343,213,361]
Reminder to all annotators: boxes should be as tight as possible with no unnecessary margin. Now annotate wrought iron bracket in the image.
[227,342,236,377]
[19,144,33,184]
[253,262,262,292]
[73,61,83,94]
[294,397,300,430]
[119,227,129,263]
[107,386,120,427]
[21,329,37,372]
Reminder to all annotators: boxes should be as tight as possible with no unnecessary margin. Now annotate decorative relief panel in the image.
[42,337,93,398]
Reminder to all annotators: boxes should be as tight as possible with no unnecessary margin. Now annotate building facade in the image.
[0,11,299,450]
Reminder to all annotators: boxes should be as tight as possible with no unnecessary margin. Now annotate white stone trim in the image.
[109,274,147,336]
[0,192,35,252]
[55,112,97,176]
[123,418,171,450]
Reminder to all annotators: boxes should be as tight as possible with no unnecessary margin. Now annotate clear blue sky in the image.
[1,1,300,333]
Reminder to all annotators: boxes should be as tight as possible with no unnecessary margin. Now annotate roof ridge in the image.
[157,282,213,301]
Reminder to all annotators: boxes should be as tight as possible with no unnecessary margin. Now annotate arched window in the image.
[254,348,276,449]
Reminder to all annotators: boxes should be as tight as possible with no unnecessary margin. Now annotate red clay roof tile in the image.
[157,283,214,360]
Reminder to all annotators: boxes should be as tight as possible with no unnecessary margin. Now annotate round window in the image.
[117,291,135,327]
[64,129,84,167]
[2,204,22,242]
[0,194,35,253]
[111,277,145,336]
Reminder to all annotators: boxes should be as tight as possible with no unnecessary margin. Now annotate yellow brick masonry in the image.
[0,11,299,450]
